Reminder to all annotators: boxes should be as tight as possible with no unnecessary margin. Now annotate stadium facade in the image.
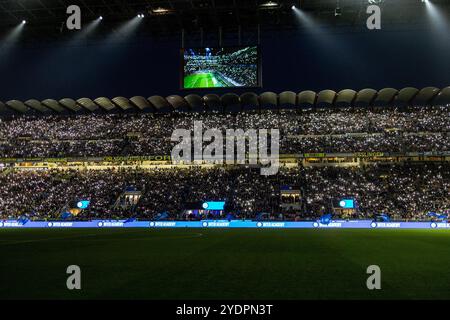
[1,86,449,115]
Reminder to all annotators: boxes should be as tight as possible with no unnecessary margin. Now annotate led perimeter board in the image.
[181,46,261,89]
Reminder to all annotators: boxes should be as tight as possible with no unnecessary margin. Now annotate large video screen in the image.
[182,46,260,89]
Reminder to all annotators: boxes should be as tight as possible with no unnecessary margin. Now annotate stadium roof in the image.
[0,86,449,116]
[1,0,449,39]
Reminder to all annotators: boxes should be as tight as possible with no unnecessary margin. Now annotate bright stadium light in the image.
[259,1,280,9]
[291,5,296,10]
[424,0,448,37]
[262,1,278,7]
[292,6,316,29]
[151,7,174,15]
[0,21,26,58]
[292,4,362,66]
[104,15,144,43]
[68,17,102,44]
[2,21,26,44]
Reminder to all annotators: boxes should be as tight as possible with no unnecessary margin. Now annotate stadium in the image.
[0,0,450,307]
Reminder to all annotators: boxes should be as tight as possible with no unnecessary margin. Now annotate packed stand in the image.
[0,164,448,221]
[0,106,449,157]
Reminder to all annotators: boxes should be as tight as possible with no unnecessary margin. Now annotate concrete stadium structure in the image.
[1,86,449,116]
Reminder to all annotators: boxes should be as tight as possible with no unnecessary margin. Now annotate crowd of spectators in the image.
[0,106,448,157]
[0,164,448,221]
[0,106,448,222]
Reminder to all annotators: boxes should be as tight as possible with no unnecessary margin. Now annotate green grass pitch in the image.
[1,228,450,300]
[184,73,222,88]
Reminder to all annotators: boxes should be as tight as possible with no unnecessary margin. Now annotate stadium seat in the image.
[221,93,241,113]
[259,92,278,110]
[316,90,336,108]
[240,92,259,111]
[130,96,154,112]
[203,94,222,112]
[184,94,205,112]
[335,89,356,108]
[279,91,297,109]
[395,87,419,107]
[374,88,398,107]
[354,89,377,107]
[298,90,317,108]
[166,95,190,112]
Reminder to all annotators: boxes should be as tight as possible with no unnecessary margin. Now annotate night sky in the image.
[0,25,449,101]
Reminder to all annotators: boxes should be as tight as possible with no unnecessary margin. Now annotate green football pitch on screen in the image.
[184,73,228,88]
